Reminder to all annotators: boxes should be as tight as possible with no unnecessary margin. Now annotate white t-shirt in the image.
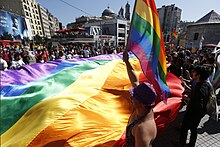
[66,54,72,59]
[83,49,89,58]
[11,60,25,69]
[0,58,8,70]
[217,54,220,67]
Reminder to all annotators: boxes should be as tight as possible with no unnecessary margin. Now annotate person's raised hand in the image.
[123,50,129,63]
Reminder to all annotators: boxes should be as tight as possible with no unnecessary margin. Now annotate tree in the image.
[22,37,30,45]
[0,32,13,40]
[33,34,43,45]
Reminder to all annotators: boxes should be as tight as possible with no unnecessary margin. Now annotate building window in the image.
[29,13,32,17]
[26,11,29,16]
[23,0,26,3]
[38,21,40,25]
[35,10,38,14]
[119,33,125,37]
[24,5,27,10]
[193,33,199,40]
[118,24,125,28]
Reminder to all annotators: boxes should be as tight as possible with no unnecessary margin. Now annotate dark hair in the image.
[193,65,212,81]
[131,82,157,106]
[14,52,20,58]
[206,56,215,64]
[145,105,153,110]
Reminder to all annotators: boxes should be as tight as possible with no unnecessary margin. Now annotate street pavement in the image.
[153,106,220,147]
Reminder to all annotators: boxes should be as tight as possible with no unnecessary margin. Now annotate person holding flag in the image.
[122,0,171,146]
[123,50,157,147]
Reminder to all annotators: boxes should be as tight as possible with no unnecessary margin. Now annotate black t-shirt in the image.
[188,81,211,115]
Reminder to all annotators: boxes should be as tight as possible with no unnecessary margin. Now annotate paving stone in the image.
[153,107,220,147]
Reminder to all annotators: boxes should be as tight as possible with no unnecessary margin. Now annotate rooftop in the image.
[196,10,220,24]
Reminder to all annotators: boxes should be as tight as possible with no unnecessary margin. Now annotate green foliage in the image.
[22,37,30,45]
[0,32,13,40]
[33,34,43,45]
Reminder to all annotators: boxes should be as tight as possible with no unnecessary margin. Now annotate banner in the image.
[0,10,32,40]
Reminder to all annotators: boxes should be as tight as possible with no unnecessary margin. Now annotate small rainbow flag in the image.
[171,28,178,45]
[172,28,178,40]
[127,0,170,102]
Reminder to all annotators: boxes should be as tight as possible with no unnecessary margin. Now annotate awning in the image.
[55,29,72,33]
[56,27,86,33]
[68,40,95,43]
[70,27,86,31]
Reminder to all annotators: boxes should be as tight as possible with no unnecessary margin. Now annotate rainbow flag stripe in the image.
[127,0,170,101]
[171,28,178,45]
[172,29,178,39]
[0,54,183,147]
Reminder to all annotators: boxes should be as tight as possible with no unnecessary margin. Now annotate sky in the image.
[37,0,220,26]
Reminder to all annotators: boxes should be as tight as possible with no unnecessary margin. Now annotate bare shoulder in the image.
[133,120,157,147]
[135,120,157,136]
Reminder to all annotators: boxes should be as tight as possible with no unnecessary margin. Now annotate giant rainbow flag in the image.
[127,0,170,102]
[1,54,184,146]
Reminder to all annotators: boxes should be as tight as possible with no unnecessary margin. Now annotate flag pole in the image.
[125,0,137,51]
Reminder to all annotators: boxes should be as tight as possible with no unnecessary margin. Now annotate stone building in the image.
[38,4,51,38]
[66,3,131,46]
[185,10,220,49]
[157,4,182,42]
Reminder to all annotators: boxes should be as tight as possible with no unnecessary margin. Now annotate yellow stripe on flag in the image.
[135,0,161,38]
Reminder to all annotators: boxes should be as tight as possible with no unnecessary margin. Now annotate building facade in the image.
[125,2,131,21]
[0,0,59,39]
[65,4,131,46]
[48,13,60,37]
[185,10,220,49]
[38,4,51,38]
[0,0,24,16]
[157,4,182,42]
[84,17,130,46]
[21,0,43,37]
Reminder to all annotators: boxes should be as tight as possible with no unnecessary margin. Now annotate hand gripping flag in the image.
[127,0,170,102]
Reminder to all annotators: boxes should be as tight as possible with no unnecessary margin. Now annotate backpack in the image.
[206,83,219,121]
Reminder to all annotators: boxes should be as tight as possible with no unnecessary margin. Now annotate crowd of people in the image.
[166,46,219,147]
[121,45,219,147]
[0,43,124,70]
[0,42,219,146]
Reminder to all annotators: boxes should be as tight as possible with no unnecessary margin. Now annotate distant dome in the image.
[102,6,116,17]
